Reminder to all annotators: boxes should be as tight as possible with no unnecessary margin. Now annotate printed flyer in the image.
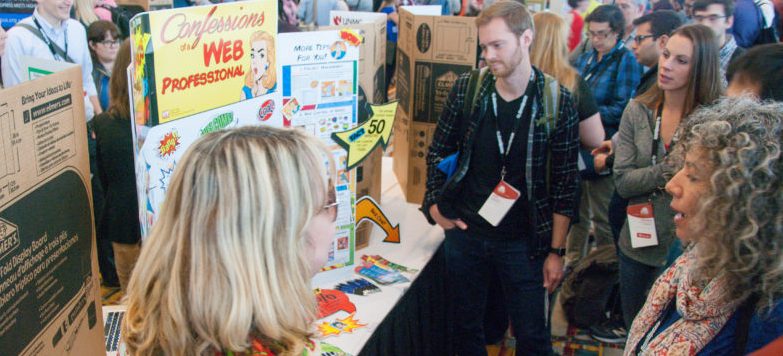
[279,30,359,269]
[0,67,104,355]
[130,1,277,126]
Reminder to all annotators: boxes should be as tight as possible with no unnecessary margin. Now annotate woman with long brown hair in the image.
[613,24,722,333]
[91,39,139,292]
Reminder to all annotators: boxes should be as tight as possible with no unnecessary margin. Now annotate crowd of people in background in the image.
[1,0,783,354]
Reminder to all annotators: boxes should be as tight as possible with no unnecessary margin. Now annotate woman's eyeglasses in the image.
[323,201,339,223]
[100,39,120,47]
[322,181,338,222]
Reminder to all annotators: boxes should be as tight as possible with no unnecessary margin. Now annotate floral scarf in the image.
[624,248,742,355]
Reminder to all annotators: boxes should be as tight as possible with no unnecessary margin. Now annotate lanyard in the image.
[583,49,618,83]
[491,72,534,180]
[33,17,68,61]
[651,103,664,166]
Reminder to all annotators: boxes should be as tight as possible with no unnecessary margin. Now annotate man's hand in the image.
[591,140,612,156]
[430,204,468,230]
[543,253,564,293]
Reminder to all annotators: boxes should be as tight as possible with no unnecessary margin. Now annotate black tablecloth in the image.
[359,243,453,355]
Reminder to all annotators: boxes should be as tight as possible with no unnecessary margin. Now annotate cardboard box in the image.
[393,8,476,203]
[327,12,387,249]
[0,66,104,355]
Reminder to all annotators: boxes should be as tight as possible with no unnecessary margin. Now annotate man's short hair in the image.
[727,44,783,101]
[567,0,585,10]
[585,5,626,38]
[476,0,534,37]
[632,10,684,38]
[692,0,734,17]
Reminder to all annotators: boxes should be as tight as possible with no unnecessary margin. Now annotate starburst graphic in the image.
[317,313,367,338]
[158,131,181,158]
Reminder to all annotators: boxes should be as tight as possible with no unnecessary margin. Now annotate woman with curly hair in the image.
[121,126,345,355]
[624,97,783,355]
[612,24,723,334]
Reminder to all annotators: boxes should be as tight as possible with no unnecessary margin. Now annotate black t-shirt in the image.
[575,76,599,122]
[451,79,538,239]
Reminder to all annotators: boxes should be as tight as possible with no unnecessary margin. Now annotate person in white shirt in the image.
[1,0,102,120]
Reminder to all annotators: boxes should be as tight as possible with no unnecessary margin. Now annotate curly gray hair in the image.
[670,97,783,311]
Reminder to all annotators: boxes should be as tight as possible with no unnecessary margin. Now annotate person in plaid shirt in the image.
[421,2,579,354]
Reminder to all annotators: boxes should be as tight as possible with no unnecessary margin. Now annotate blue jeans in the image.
[444,228,551,355]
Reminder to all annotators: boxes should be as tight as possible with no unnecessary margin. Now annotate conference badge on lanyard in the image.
[627,202,659,248]
[478,180,521,227]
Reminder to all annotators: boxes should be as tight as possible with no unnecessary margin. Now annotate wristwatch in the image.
[549,247,566,257]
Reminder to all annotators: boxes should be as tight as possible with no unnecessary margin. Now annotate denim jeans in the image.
[619,250,663,329]
[444,228,551,356]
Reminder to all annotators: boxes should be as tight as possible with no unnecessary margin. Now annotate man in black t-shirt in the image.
[421,2,579,354]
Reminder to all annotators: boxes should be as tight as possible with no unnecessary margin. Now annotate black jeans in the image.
[444,229,551,355]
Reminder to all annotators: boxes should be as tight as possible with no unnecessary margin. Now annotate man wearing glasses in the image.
[571,0,647,59]
[1,0,102,120]
[630,10,684,95]
[692,0,746,85]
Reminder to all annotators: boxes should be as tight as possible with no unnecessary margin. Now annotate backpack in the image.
[753,0,780,46]
[560,245,619,328]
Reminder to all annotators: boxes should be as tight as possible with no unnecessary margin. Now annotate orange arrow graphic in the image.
[355,196,400,243]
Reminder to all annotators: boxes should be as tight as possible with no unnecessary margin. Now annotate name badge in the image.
[627,202,659,248]
[478,180,520,226]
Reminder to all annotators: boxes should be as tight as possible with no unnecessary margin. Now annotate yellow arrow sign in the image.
[355,196,400,243]
[331,101,398,170]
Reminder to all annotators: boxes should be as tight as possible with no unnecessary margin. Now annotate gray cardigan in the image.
[613,100,678,267]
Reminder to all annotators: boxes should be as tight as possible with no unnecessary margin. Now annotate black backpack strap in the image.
[15,23,76,63]
[735,293,761,356]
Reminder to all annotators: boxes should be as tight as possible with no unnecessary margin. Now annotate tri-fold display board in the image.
[129,2,360,269]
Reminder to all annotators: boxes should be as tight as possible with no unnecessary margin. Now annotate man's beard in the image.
[488,45,523,78]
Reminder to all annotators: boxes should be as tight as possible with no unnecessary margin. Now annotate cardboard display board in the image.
[0,66,104,355]
[326,11,387,249]
[129,1,277,127]
[393,8,476,203]
[0,0,35,29]
[129,1,279,237]
[279,30,359,269]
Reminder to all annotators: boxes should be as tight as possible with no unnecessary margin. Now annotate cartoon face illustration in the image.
[251,40,269,87]
[244,31,277,99]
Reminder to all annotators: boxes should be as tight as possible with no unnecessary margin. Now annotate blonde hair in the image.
[530,12,580,93]
[670,97,783,311]
[245,31,277,93]
[122,126,334,355]
[74,0,99,25]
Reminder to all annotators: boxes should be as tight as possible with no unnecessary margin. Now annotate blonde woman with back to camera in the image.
[121,126,347,355]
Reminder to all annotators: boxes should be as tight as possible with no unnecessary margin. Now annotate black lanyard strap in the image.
[33,17,68,61]
[651,103,664,166]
